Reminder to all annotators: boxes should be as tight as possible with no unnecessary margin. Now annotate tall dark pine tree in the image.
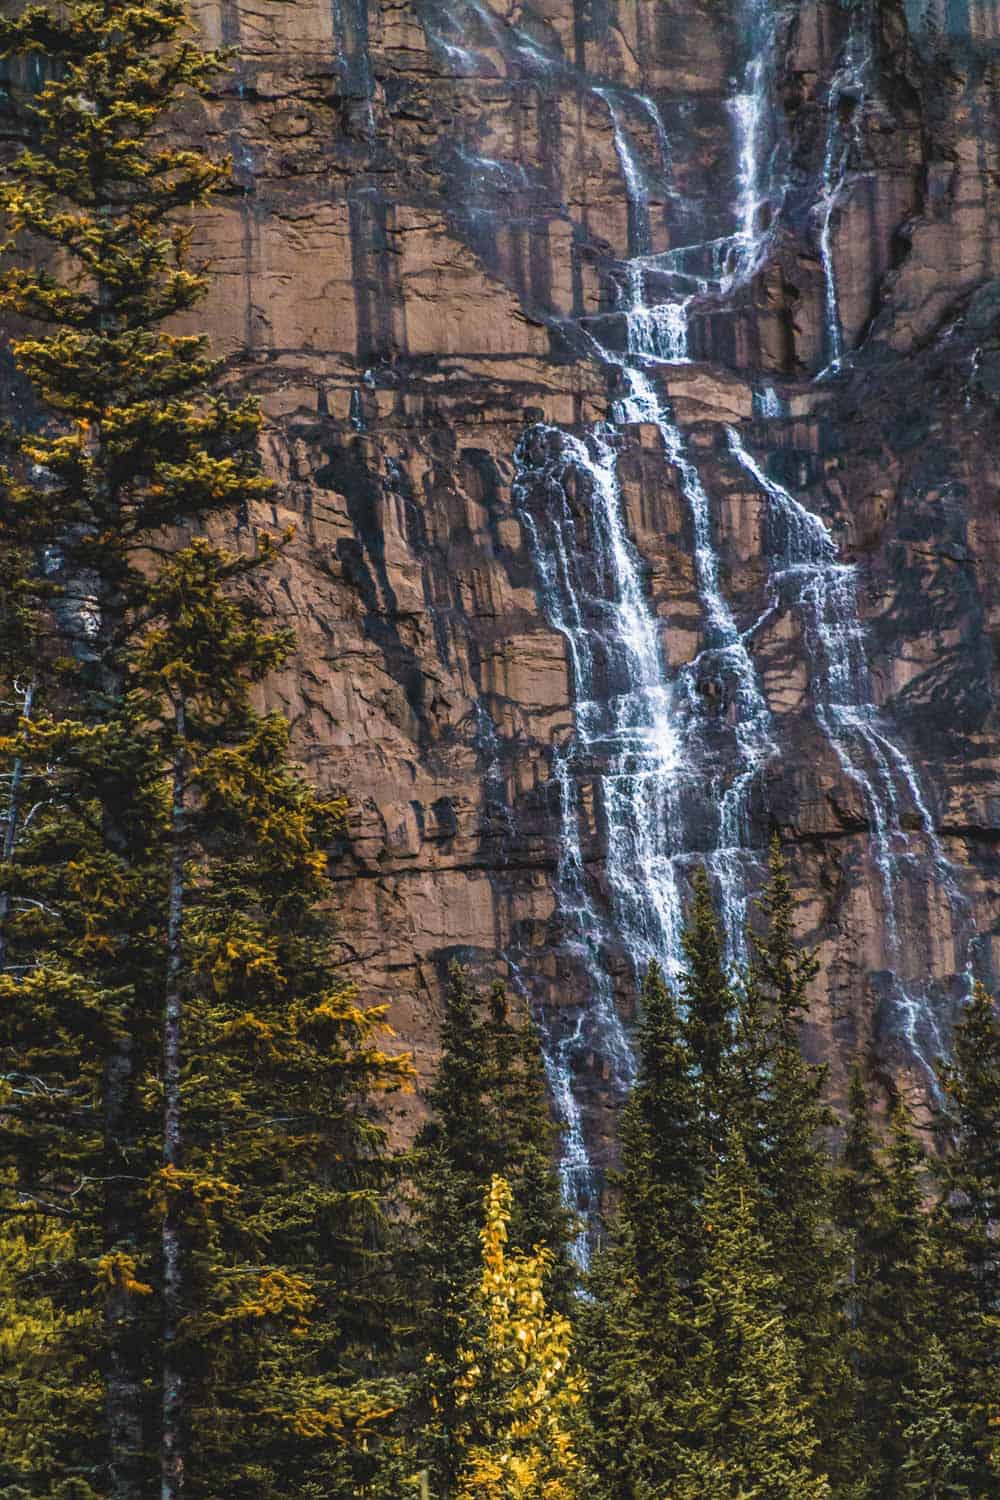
[578,961,702,1500]
[0,6,411,1498]
[840,1096,932,1498]
[676,1140,832,1500]
[927,981,1000,1493]
[742,838,854,1482]
[898,1336,974,1500]
[680,869,735,1150]
[407,963,572,1496]
[579,880,753,1500]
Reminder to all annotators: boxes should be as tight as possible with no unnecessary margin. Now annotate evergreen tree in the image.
[0,5,411,1496]
[835,1065,884,1286]
[0,1171,104,1497]
[412,965,571,1302]
[577,961,700,1499]
[407,965,572,1494]
[898,1336,974,1500]
[676,1141,831,1500]
[927,981,1000,1493]
[742,838,854,1483]
[848,1099,932,1498]
[680,869,735,1149]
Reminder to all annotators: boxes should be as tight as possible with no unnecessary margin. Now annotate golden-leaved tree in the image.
[434,1174,586,1500]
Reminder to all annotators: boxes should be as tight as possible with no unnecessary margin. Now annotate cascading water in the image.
[513,425,686,1000]
[616,367,777,966]
[412,0,973,1239]
[433,0,792,1243]
[726,431,971,1079]
[817,0,876,376]
[625,267,690,363]
[730,0,776,280]
[598,90,654,258]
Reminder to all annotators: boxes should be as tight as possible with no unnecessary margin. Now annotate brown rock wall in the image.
[7,0,998,1164]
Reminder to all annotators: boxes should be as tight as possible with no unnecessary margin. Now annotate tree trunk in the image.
[161,698,187,1500]
[104,1044,147,1500]
[0,678,35,970]
[100,627,147,1500]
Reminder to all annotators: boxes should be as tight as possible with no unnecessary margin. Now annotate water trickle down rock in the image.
[142,0,999,1221]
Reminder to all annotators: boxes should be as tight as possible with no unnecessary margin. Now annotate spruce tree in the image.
[927,981,1000,1493]
[742,838,854,1482]
[676,1140,831,1500]
[680,868,735,1147]
[577,961,701,1499]
[851,1100,932,1498]
[0,5,412,1496]
[898,1336,974,1500]
[407,965,572,1495]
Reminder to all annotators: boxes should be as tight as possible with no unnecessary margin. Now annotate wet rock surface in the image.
[8,1,998,1199]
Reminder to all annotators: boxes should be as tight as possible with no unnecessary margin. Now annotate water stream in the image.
[817,0,876,376]
[411,0,972,1242]
[726,431,969,1079]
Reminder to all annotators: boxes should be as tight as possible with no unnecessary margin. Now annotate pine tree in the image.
[835,1065,884,1280]
[927,981,1000,1494]
[898,1336,974,1500]
[850,1099,932,1497]
[577,961,701,1499]
[0,1170,105,1498]
[134,541,412,1498]
[741,838,854,1483]
[0,5,412,1496]
[680,868,735,1148]
[407,965,573,1495]
[676,1141,831,1500]
[412,965,571,1303]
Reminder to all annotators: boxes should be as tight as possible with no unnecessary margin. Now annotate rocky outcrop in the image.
[13,2,1000,1188]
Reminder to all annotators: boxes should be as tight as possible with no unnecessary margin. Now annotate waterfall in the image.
[625,268,690,363]
[513,425,686,993]
[477,0,787,1240]
[817,1,876,375]
[618,368,776,962]
[726,0,787,286]
[726,431,968,1079]
[598,89,654,258]
[414,0,972,1238]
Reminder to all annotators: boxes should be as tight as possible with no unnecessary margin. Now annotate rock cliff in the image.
[13,0,1000,1210]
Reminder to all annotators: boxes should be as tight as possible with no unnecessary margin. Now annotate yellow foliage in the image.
[447,1176,586,1500]
[95,1252,153,1298]
[149,1164,241,1219]
[230,1268,316,1332]
[206,931,284,997]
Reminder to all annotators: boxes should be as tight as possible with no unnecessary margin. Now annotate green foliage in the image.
[1,7,998,1494]
[898,1337,974,1500]
[679,867,735,1140]
[0,4,412,1497]
[405,964,574,1495]
[836,1086,934,1498]
[676,1141,832,1500]
[741,838,854,1482]
[580,847,845,1497]
[925,982,1000,1495]
[577,960,700,1498]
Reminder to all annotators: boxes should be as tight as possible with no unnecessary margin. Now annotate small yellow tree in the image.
[449,1175,585,1500]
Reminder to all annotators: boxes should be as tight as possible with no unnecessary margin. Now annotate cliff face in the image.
[172,0,995,1202]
